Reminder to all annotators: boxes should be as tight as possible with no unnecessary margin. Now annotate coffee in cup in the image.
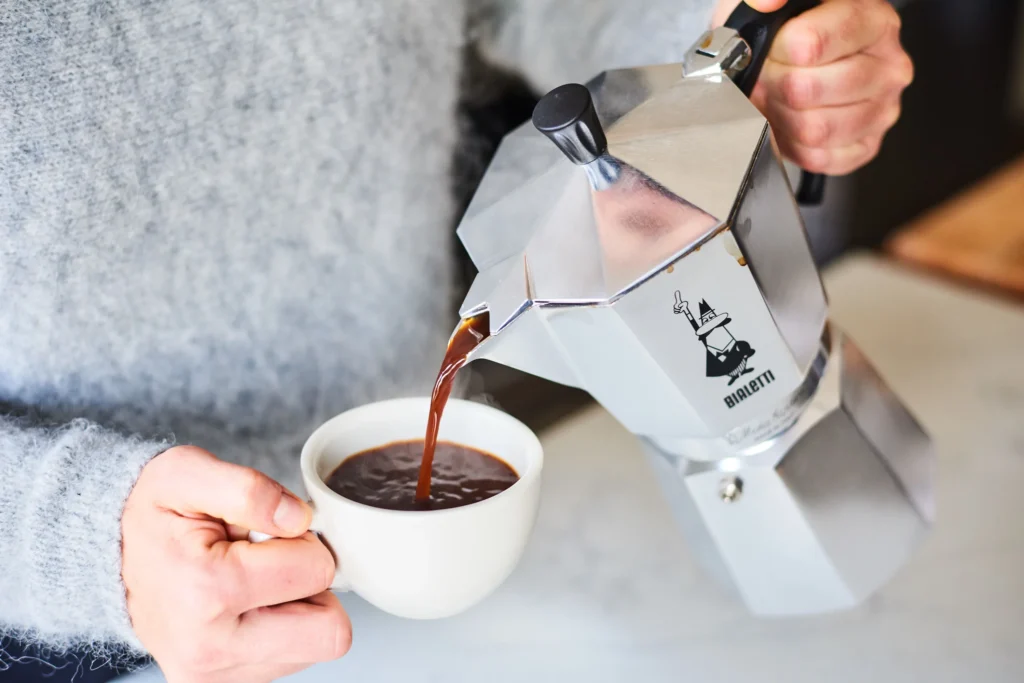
[250,397,543,619]
[324,439,518,511]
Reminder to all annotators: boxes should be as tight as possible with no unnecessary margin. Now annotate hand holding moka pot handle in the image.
[724,0,825,204]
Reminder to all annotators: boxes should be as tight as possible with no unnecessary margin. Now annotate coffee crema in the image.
[326,439,518,512]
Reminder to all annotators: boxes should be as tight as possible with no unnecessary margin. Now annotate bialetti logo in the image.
[673,291,773,410]
[723,369,775,408]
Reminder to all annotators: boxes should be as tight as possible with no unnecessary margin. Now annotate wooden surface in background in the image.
[885,155,1024,298]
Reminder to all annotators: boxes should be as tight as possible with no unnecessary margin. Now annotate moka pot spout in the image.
[456,292,584,393]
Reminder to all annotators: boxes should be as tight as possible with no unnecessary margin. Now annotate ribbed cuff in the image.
[15,419,170,653]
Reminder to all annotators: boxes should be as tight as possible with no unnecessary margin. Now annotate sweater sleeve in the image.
[0,414,170,657]
[471,0,716,94]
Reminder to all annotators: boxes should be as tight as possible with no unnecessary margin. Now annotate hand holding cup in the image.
[122,446,351,683]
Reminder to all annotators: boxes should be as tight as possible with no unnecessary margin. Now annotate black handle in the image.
[725,0,825,205]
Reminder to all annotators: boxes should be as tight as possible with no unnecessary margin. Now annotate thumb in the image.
[712,0,786,28]
[153,446,313,537]
[745,0,788,10]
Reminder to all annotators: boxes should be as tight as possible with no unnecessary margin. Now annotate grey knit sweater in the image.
[0,0,712,660]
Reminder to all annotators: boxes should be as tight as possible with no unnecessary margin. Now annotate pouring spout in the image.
[458,304,582,391]
[458,250,535,336]
[464,330,495,365]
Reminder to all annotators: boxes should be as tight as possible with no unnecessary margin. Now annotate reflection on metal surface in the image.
[683,28,753,80]
[733,131,828,373]
[591,165,720,294]
[719,476,744,503]
[456,23,934,616]
[642,328,933,616]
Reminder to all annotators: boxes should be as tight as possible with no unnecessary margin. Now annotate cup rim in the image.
[300,397,544,518]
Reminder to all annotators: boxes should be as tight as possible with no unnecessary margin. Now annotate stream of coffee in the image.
[416,312,491,502]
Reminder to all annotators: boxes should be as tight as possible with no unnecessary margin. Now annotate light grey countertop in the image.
[126,253,1024,682]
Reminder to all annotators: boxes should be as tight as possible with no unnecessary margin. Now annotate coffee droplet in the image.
[721,232,747,266]
[666,265,674,274]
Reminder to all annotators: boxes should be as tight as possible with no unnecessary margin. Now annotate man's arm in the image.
[0,414,169,658]
[471,0,715,94]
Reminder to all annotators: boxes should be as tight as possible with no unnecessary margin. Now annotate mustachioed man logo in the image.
[673,291,756,386]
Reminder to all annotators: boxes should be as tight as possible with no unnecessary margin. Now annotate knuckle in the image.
[801,26,826,65]
[860,100,888,132]
[894,55,915,87]
[189,586,232,622]
[795,146,831,175]
[883,2,903,31]
[183,558,243,620]
[237,469,280,520]
[837,9,862,46]
[867,0,900,31]
[238,467,270,500]
[795,112,830,148]
[180,637,232,673]
[847,56,873,92]
[836,139,882,176]
[787,23,825,66]
[780,70,818,109]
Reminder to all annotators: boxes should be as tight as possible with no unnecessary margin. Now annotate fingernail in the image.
[273,493,309,533]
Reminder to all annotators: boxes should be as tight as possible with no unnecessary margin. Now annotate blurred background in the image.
[454,0,1024,430]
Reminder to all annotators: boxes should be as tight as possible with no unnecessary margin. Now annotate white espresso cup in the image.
[251,397,543,619]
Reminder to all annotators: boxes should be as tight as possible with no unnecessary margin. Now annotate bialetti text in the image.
[723,369,775,409]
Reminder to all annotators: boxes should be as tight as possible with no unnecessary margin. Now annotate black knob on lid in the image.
[532,83,607,165]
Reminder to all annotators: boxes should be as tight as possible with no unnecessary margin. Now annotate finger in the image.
[745,0,787,10]
[760,52,911,109]
[235,590,352,665]
[765,95,900,150]
[711,0,787,26]
[780,134,884,176]
[866,9,908,62]
[154,446,312,537]
[222,533,337,611]
[771,0,899,67]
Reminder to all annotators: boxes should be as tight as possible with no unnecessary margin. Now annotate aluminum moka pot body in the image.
[455,6,934,616]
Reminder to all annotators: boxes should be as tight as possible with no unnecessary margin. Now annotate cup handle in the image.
[248,503,352,592]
